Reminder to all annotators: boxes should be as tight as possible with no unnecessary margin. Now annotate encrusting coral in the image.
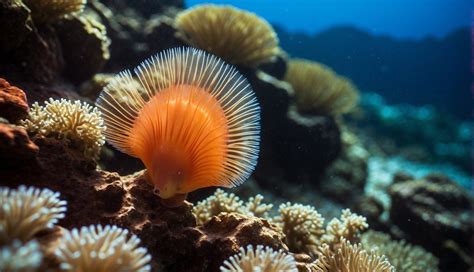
[192,188,273,225]
[0,185,66,244]
[361,230,439,272]
[96,47,260,206]
[0,240,43,272]
[20,98,105,160]
[175,4,280,66]
[313,238,395,272]
[55,225,152,272]
[22,0,86,23]
[220,244,298,272]
[284,59,359,116]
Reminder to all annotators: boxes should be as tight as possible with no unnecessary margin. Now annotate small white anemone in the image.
[0,186,67,244]
[220,245,298,272]
[55,225,152,272]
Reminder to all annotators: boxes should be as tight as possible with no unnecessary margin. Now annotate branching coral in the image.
[313,239,394,272]
[0,240,43,272]
[22,0,86,23]
[175,4,280,66]
[321,209,368,249]
[55,225,151,272]
[284,59,359,116]
[361,231,439,272]
[275,203,325,256]
[220,245,298,272]
[0,186,66,244]
[193,189,273,225]
[20,98,105,159]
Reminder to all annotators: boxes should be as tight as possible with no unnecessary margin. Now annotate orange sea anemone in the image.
[96,48,260,207]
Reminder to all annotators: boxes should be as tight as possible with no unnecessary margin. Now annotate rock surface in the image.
[0,123,38,168]
[0,78,29,123]
[389,174,474,271]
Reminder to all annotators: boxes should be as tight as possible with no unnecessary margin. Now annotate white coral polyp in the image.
[0,186,67,244]
[55,225,151,272]
[0,240,43,272]
[20,98,106,160]
[220,245,297,272]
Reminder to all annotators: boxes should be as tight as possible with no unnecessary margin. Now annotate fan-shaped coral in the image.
[96,47,260,206]
[313,239,394,272]
[22,0,86,23]
[284,59,359,116]
[0,240,43,272]
[361,231,439,272]
[0,186,66,244]
[275,202,325,256]
[20,98,105,159]
[55,225,151,272]
[175,4,280,66]
[220,245,298,272]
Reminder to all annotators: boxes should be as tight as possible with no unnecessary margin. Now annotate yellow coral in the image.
[313,239,394,272]
[55,225,151,272]
[284,59,359,116]
[0,186,66,244]
[22,0,86,23]
[361,231,439,272]
[0,240,43,272]
[220,245,298,272]
[175,4,280,66]
[275,202,325,256]
[20,98,105,160]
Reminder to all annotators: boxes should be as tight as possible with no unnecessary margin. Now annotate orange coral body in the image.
[130,85,228,199]
[96,48,260,206]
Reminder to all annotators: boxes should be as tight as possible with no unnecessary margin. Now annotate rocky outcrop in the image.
[0,78,29,123]
[389,175,474,271]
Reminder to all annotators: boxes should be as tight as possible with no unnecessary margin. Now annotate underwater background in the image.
[0,0,472,272]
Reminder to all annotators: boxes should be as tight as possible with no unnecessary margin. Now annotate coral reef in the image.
[313,238,394,272]
[319,129,369,203]
[284,59,359,116]
[55,225,152,272]
[55,11,111,84]
[388,174,473,271]
[0,78,29,123]
[175,4,280,66]
[20,98,105,159]
[0,186,66,244]
[220,245,297,272]
[275,203,325,256]
[23,0,86,23]
[0,240,43,272]
[193,189,273,225]
[361,230,439,272]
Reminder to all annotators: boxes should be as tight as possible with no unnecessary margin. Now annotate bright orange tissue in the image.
[96,48,260,207]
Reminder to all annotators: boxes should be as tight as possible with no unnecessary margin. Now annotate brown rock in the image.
[0,78,29,123]
[0,123,38,168]
[0,0,33,53]
[389,174,474,271]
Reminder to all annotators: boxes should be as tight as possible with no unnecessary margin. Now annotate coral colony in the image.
[0,1,470,272]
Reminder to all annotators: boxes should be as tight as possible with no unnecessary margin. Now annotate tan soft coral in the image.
[175,4,280,66]
[193,189,273,225]
[361,231,439,272]
[284,59,359,116]
[220,245,298,272]
[20,98,105,160]
[313,238,394,272]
